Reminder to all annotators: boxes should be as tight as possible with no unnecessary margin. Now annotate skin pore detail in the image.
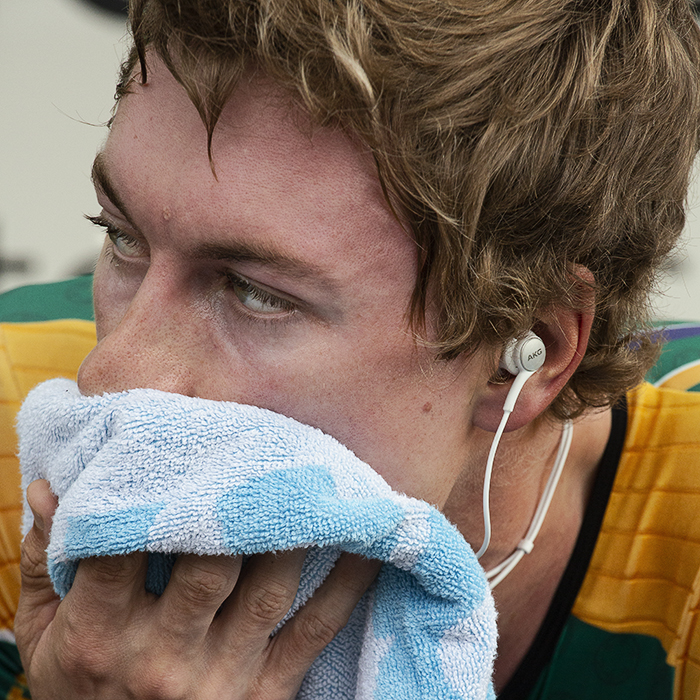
[74,59,614,692]
[77,57,495,513]
[15,48,620,700]
[79,57,603,576]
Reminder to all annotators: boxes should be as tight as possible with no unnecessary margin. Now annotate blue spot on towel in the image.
[52,503,164,597]
[217,465,404,552]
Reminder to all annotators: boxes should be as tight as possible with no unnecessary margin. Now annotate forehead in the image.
[101,57,416,283]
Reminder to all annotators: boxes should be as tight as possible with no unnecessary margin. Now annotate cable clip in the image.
[517,538,534,554]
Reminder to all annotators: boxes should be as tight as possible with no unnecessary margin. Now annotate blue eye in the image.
[110,231,147,258]
[226,272,297,315]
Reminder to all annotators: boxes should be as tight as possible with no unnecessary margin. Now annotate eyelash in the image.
[224,271,298,317]
[86,214,148,260]
[87,213,298,320]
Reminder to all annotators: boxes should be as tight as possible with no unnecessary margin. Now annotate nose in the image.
[78,275,207,398]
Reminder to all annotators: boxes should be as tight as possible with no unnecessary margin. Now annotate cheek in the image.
[245,335,441,472]
[276,343,478,504]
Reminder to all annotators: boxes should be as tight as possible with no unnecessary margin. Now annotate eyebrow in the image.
[91,152,140,232]
[193,241,326,280]
[91,152,329,282]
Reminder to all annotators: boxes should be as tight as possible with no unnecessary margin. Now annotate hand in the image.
[16,479,380,700]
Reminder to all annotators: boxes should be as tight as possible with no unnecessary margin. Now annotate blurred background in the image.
[0,0,127,292]
[1,0,699,320]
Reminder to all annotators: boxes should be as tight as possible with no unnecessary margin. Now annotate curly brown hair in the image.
[120,0,700,419]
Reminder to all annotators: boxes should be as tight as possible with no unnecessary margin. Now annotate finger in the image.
[156,554,243,642]
[16,481,61,666]
[68,551,149,619]
[215,549,307,656]
[20,480,58,598]
[264,553,381,688]
[26,479,58,536]
[26,553,150,695]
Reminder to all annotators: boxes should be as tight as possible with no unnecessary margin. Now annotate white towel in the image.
[18,378,497,699]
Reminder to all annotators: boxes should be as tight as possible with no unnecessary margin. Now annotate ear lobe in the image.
[473,288,594,432]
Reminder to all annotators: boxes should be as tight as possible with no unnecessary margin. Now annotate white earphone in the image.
[476,331,574,589]
[499,332,546,412]
[500,332,547,375]
[475,332,546,560]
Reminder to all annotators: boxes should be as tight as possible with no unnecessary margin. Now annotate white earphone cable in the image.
[475,369,535,560]
[475,334,567,586]
[474,409,510,560]
[485,419,574,588]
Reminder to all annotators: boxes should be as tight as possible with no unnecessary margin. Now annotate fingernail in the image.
[30,505,45,532]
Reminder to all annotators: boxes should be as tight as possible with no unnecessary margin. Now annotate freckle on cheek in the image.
[422,402,432,413]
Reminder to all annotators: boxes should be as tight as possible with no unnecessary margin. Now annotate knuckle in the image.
[176,562,231,607]
[57,625,110,678]
[19,534,48,585]
[81,555,138,587]
[131,660,189,700]
[293,610,340,650]
[240,578,293,626]
[334,570,371,600]
[334,555,381,593]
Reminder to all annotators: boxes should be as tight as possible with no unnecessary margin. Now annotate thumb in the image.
[20,479,58,597]
[17,479,60,652]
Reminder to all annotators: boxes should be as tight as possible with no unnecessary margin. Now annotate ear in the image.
[472,271,594,432]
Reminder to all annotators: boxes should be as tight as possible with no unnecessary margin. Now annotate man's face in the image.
[78,56,487,507]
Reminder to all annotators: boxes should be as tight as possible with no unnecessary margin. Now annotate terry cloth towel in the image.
[18,378,497,700]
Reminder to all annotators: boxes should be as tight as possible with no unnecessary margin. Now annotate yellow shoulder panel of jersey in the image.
[573,382,700,700]
[0,320,96,632]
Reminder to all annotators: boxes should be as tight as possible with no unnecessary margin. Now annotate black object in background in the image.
[80,0,127,17]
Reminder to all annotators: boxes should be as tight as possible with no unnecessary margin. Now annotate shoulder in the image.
[624,381,700,466]
[573,322,700,699]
